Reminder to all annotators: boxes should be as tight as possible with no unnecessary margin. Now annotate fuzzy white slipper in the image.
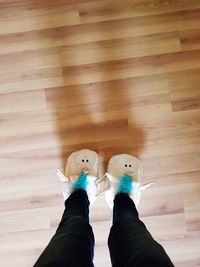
[57,149,99,204]
[105,154,154,209]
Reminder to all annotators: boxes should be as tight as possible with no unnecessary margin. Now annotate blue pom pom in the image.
[72,172,88,191]
[118,175,133,193]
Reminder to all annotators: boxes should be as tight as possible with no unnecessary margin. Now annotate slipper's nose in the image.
[124,171,133,176]
[82,167,89,173]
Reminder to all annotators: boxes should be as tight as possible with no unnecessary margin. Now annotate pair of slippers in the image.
[56,149,154,209]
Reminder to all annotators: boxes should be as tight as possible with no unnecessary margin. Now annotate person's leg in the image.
[34,189,94,267]
[108,193,174,267]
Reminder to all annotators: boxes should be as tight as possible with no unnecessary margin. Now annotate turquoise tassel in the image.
[118,175,133,193]
[72,172,88,191]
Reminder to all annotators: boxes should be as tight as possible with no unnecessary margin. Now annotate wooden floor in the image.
[0,0,200,266]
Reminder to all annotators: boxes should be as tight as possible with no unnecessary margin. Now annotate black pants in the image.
[34,190,174,267]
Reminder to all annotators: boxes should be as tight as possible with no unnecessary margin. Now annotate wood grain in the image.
[0,1,200,266]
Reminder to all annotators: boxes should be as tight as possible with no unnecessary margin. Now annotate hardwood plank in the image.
[171,88,200,111]
[115,142,200,179]
[180,28,200,51]
[46,82,170,111]
[0,249,42,267]
[0,210,50,234]
[61,33,181,66]
[62,10,200,45]
[0,0,89,9]
[160,233,200,266]
[80,0,200,23]
[169,68,200,111]
[0,10,198,54]
[63,50,200,85]
[0,90,46,114]
[139,184,184,217]
[0,228,55,252]
[0,118,129,154]
[142,213,187,238]
[0,67,64,94]
[0,9,79,34]
[183,183,200,231]
[0,49,61,75]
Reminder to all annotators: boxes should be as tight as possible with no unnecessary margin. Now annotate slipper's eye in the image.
[125,164,127,167]
[129,164,132,167]
[82,159,85,162]
[86,159,89,162]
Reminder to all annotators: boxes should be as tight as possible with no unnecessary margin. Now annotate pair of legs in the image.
[34,190,174,267]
